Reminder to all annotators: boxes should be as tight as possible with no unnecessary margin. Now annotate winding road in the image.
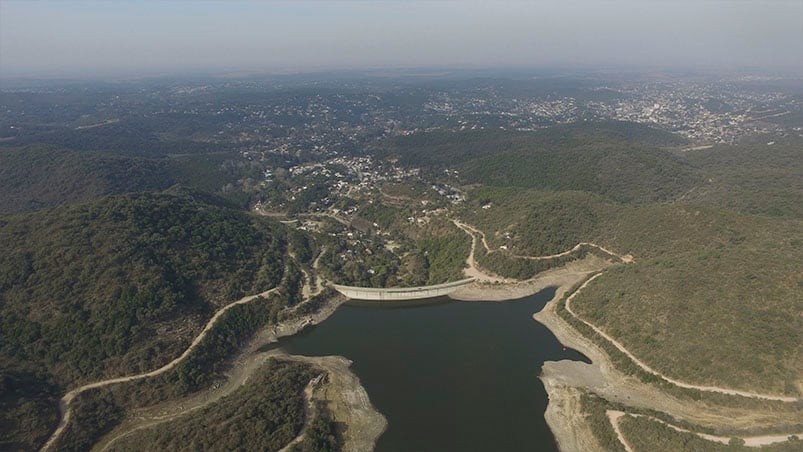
[607,409,803,449]
[41,218,799,451]
[452,219,632,263]
[44,251,335,452]
[40,286,282,452]
[564,273,799,402]
[455,218,798,403]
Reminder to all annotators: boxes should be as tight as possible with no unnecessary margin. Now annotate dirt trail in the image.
[451,218,626,301]
[97,351,384,452]
[606,410,635,452]
[607,409,803,449]
[451,219,800,449]
[300,249,325,299]
[452,219,633,263]
[539,294,802,452]
[278,376,321,452]
[49,251,335,452]
[452,220,512,283]
[279,355,388,452]
[41,285,282,452]
[47,247,365,451]
[564,274,798,402]
[456,218,797,401]
[94,290,349,452]
[541,382,607,452]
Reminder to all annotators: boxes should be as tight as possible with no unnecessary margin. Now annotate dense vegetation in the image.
[380,121,695,203]
[416,225,471,284]
[4,120,228,157]
[681,141,803,218]
[292,401,342,452]
[381,121,685,167]
[56,390,124,452]
[317,214,469,288]
[461,187,619,255]
[107,359,318,452]
[0,189,292,450]
[457,135,803,395]
[571,219,802,395]
[2,89,799,450]
[0,372,60,451]
[477,244,606,280]
[51,287,335,451]
[466,186,802,394]
[579,393,627,452]
[0,145,256,214]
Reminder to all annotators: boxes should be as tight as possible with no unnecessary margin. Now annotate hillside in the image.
[3,121,226,157]
[382,121,685,166]
[0,145,253,214]
[105,359,320,452]
[680,141,803,218]
[0,189,294,450]
[380,121,696,203]
[460,181,802,395]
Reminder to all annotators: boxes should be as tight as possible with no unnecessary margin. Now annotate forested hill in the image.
[680,141,803,218]
[3,120,227,157]
[0,145,254,214]
[0,189,294,448]
[458,138,803,396]
[0,145,173,213]
[378,121,696,203]
[0,188,290,385]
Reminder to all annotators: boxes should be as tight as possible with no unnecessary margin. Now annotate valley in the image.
[1,73,801,451]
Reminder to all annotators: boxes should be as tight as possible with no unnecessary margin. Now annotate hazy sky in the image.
[2,0,802,77]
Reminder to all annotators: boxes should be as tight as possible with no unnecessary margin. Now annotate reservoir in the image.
[274,287,588,451]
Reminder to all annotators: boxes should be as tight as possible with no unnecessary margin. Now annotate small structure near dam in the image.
[333,278,476,301]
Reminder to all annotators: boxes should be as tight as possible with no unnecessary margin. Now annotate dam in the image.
[333,278,476,301]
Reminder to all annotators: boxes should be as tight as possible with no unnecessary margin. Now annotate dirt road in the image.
[607,409,803,449]
[41,286,281,452]
[563,274,798,402]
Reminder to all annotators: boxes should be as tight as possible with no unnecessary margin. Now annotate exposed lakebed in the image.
[273,287,589,451]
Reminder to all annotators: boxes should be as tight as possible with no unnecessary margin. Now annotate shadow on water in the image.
[272,287,589,452]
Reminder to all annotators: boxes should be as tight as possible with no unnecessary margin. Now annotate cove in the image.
[274,287,588,451]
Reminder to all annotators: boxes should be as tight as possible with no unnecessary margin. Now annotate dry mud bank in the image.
[449,255,614,302]
[281,355,388,452]
[94,294,386,452]
[534,284,802,451]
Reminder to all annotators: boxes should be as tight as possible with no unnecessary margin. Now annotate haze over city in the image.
[2,0,803,78]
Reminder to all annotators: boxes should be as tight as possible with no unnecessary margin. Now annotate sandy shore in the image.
[533,279,803,452]
[97,351,386,452]
[93,293,386,452]
[281,355,388,452]
[449,255,613,302]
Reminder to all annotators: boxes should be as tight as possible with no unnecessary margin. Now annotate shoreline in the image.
[533,277,803,451]
[92,293,387,452]
[279,354,388,452]
[69,244,797,452]
[449,254,614,302]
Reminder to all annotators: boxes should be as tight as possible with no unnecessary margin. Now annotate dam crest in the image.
[333,278,476,301]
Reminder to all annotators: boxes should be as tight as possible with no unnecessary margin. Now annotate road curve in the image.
[452,219,633,263]
[565,274,799,403]
[452,220,512,283]
[607,409,803,448]
[455,218,797,402]
[40,286,280,452]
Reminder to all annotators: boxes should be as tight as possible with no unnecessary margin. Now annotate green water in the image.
[275,287,588,451]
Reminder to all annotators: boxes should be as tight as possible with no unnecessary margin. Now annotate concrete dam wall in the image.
[333,278,476,301]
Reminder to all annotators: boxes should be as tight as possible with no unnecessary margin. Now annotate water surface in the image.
[276,287,588,451]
